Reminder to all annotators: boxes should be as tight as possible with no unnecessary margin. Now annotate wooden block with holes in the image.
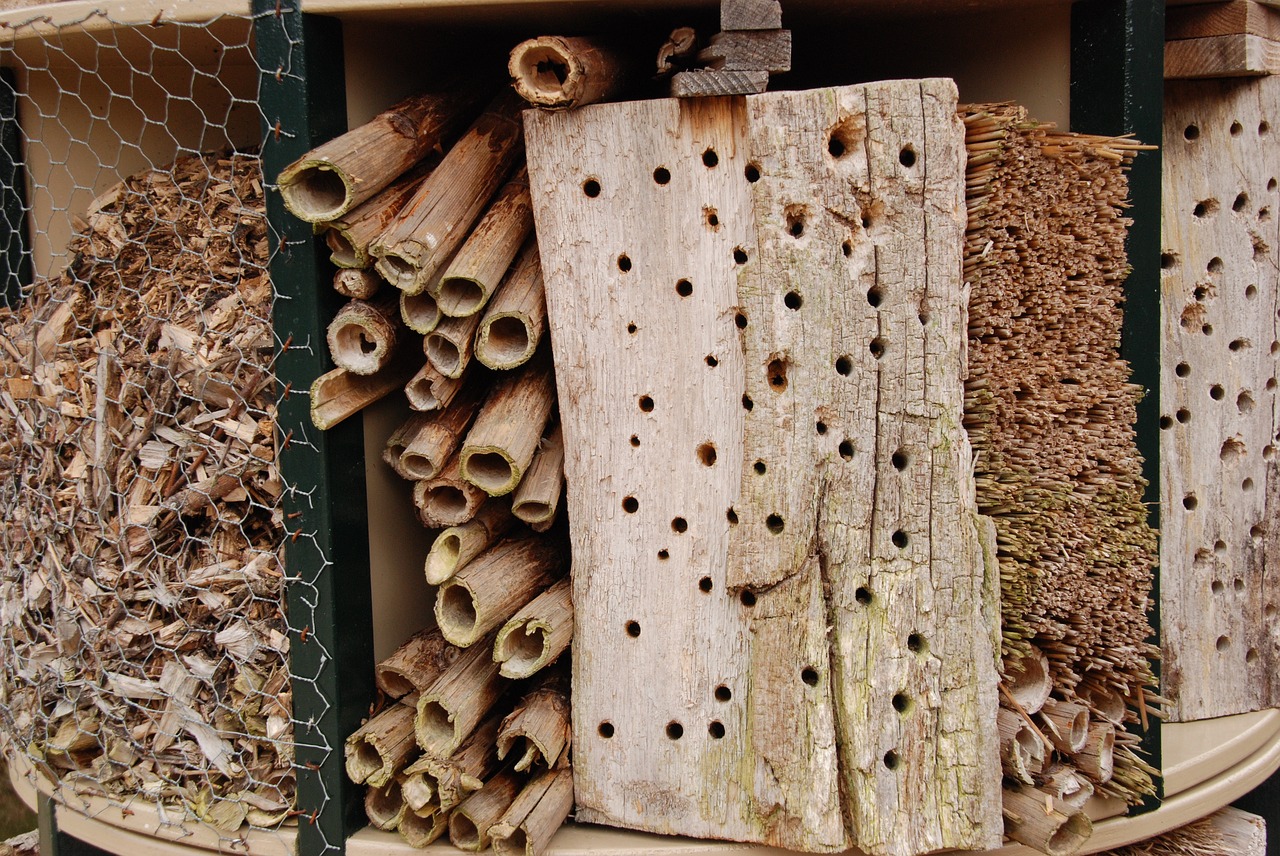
[1161,75,1280,720]
[525,79,1001,856]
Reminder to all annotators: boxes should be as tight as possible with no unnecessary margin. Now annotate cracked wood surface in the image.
[525,79,1000,855]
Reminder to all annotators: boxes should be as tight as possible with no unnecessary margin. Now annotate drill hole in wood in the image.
[726,507,739,525]
[583,178,601,197]
[697,443,717,466]
[765,514,784,534]
[676,278,693,297]
[666,721,684,739]
[1234,192,1250,212]
[784,290,803,309]
[617,253,632,272]
[639,395,655,412]
[892,529,909,548]
[702,148,719,168]
[1183,494,1198,510]
[653,167,671,185]
[715,685,732,702]
[657,549,669,561]
[745,163,761,183]
[899,146,916,168]
[739,589,757,607]
[1210,384,1225,400]
[1176,362,1191,377]
[839,439,854,460]
[836,355,853,375]
[1230,120,1243,136]
[742,394,754,412]
[767,358,788,392]
[699,577,713,593]
[622,496,639,514]
[1216,635,1231,652]
[705,354,718,367]
[626,620,641,638]
[1193,199,1218,218]
[672,517,689,534]
[598,722,615,738]
[1184,124,1200,141]
[801,666,819,686]
[708,721,726,739]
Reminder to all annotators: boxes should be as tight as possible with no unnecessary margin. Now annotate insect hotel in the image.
[0,1,1276,856]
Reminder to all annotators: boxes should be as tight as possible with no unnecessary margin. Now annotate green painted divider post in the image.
[1071,0,1165,811]
[254,4,376,853]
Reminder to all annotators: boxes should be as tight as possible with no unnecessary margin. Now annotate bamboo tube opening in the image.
[1004,649,1052,714]
[347,741,384,784]
[481,316,533,366]
[427,334,465,376]
[1045,813,1092,856]
[333,326,385,373]
[406,372,438,411]
[366,780,404,829]
[377,670,415,699]
[438,276,486,317]
[285,164,350,221]
[493,828,528,856]
[464,450,516,494]
[418,701,456,750]
[402,774,436,813]
[326,229,360,268]
[1051,704,1088,753]
[382,253,419,290]
[450,812,483,850]
[511,498,552,521]
[401,451,441,481]
[439,582,480,639]
[402,292,441,335]
[400,807,447,847]
[515,46,573,100]
[497,625,545,672]
[427,532,463,581]
[428,485,472,521]
[1082,686,1126,724]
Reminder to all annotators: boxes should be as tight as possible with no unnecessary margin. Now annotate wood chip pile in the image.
[961,105,1161,813]
[279,86,574,854]
[0,153,294,831]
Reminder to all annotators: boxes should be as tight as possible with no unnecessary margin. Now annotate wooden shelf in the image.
[11,709,1280,855]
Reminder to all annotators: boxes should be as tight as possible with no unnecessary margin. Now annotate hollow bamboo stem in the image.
[415,453,489,528]
[460,356,556,496]
[435,536,565,647]
[365,779,408,831]
[327,295,402,376]
[1072,721,1115,784]
[436,167,533,318]
[1040,764,1094,810]
[497,671,570,771]
[449,768,524,852]
[997,706,1044,784]
[475,241,546,371]
[510,423,563,531]
[372,93,525,295]
[334,267,384,300]
[494,577,571,679]
[405,362,466,413]
[415,632,505,757]
[426,499,515,586]
[375,627,464,699]
[311,348,419,430]
[1040,699,1089,754]
[1003,647,1052,715]
[398,806,449,848]
[509,36,626,110]
[1002,785,1093,856]
[491,767,574,856]
[384,384,485,482]
[345,697,419,788]
[401,290,442,336]
[427,310,486,379]
[326,161,435,269]
[279,86,484,223]
[402,713,503,814]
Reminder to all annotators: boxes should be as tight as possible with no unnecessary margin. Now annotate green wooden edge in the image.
[1070,0,1165,813]
[0,66,31,306]
[253,5,375,854]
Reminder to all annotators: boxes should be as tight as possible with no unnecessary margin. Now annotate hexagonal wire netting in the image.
[0,8,322,850]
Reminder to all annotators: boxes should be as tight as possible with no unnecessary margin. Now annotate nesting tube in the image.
[415,633,505,757]
[406,362,466,413]
[415,453,488,528]
[374,626,463,699]
[475,241,547,371]
[449,768,524,852]
[509,35,626,109]
[494,578,572,679]
[365,779,407,831]
[326,296,402,376]
[460,356,556,496]
[435,167,533,318]
[497,671,570,772]
[426,499,515,586]
[345,698,418,789]
[491,767,574,856]
[510,423,563,532]
[435,536,564,648]
[1002,784,1093,856]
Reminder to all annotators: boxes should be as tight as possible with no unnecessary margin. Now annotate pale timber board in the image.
[1165,33,1280,78]
[1161,77,1280,720]
[733,79,999,856]
[527,80,999,856]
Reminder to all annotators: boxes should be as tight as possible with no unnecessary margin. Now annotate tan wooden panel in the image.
[1165,33,1280,78]
[1161,77,1280,720]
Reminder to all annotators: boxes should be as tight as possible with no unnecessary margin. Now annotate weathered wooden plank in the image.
[1161,76,1280,720]
[698,30,792,72]
[734,79,1000,856]
[527,80,999,856]
[1165,32,1280,78]
[1167,0,1280,41]
[671,69,770,98]
[721,0,783,30]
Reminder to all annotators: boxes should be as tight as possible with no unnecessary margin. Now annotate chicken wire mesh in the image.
[0,8,327,849]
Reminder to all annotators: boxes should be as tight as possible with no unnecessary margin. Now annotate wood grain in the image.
[1161,77,1280,720]
[1167,0,1280,41]
[721,0,783,30]
[697,30,792,72]
[671,69,770,97]
[1165,33,1280,78]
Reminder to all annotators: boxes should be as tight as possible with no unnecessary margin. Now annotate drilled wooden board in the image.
[1161,77,1280,721]
[526,80,1000,856]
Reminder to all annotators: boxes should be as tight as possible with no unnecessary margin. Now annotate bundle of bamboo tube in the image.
[961,104,1161,853]
[282,81,573,853]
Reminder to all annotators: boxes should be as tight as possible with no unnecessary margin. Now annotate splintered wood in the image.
[526,80,1001,855]
[1161,77,1280,720]
[0,154,292,828]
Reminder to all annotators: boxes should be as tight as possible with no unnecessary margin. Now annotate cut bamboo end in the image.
[511,423,563,531]
[427,311,485,378]
[461,356,555,496]
[390,384,485,483]
[403,712,503,816]
[327,227,364,269]
[450,769,524,852]
[334,267,383,300]
[494,578,571,679]
[426,500,515,586]
[475,240,546,371]
[1003,785,1093,856]
[997,707,1045,784]
[326,296,401,376]
[399,806,449,848]
[375,626,463,699]
[415,458,488,529]
[365,779,407,831]
[345,699,418,788]
[1041,764,1095,810]
[497,674,570,772]
[491,767,574,856]
[1040,699,1090,754]
[279,160,353,223]
[401,290,442,335]
[436,167,533,318]
[406,362,466,413]
[460,445,523,496]
[1003,648,1052,714]
[1072,721,1116,784]
[415,637,505,757]
[435,536,565,648]
[1080,684,1127,725]
[509,35,625,109]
